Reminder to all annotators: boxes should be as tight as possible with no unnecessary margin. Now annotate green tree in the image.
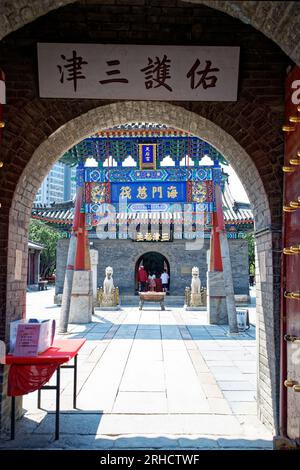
[29,219,63,278]
[245,232,255,276]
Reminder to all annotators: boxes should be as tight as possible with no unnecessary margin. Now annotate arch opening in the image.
[135,251,170,294]
[4,101,278,437]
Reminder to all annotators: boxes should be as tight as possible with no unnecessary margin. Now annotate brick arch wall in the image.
[1,100,279,433]
[0,0,287,434]
[1,1,299,66]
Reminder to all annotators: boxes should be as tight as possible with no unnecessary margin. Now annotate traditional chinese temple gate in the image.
[59,130,237,333]
[2,0,298,440]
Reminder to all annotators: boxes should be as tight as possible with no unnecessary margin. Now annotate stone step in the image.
[54,293,250,307]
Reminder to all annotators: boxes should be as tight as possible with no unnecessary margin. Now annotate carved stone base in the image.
[54,293,62,306]
[190,292,202,307]
[208,296,228,324]
[184,287,207,309]
[69,270,93,324]
[101,294,116,307]
[207,271,228,325]
[97,287,120,308]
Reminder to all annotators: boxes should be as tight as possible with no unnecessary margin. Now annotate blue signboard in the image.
[139,144,156,169]
[111,182,186,203]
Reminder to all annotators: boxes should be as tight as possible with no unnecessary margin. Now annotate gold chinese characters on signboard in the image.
[136,232,170,242]
[138,144,157,170]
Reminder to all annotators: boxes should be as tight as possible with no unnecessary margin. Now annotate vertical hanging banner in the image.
[37,44,240,101]
[139,144,156,169]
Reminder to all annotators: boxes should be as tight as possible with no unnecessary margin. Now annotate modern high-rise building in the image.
[34,162,76,206]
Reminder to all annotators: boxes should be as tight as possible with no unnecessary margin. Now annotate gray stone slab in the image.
[112,392,168,413]
[229,402,257,415]
[0,434,55,449]
[206,360,234,367]
[98,413,242,435]
[33,412,103,435]
[135,330,162,339]
[19,301,270,448]
[62,436,115,449]
[197,373,218,385]
[208,366,245,381]
[207,398,232,414]
[137,324,161,330]
[226,351,255,361]
[119,362,165,392]
[189,334,212,341]
[113,436,179,449]
[195,341,222,351]
[233,360,257,373]
[218,381,256,391]
[84,333,107,340]
[243,373,257,386]
[201,383,223,398]
[218,438,272,449]
[223,391,256,402]
[178,437,219,449]
[200,350,230,360]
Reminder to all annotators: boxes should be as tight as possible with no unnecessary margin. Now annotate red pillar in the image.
[211,184,224,272]
[74,210,90,271]
[73,184,90,272]
[211,212,223,271]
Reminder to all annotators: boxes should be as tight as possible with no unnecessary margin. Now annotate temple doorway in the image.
[135,252,170,293]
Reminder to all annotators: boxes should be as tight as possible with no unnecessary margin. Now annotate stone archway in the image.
[1,1,299,66]
[4,100,278,433]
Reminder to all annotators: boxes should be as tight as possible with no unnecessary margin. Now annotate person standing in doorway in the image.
[148,272,156,291]
[161,269,169,293]
[138,265,148,292]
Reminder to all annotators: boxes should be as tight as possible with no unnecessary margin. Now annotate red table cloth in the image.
[6,339,86,396]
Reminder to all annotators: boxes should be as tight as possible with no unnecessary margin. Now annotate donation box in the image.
[10,319,55,356]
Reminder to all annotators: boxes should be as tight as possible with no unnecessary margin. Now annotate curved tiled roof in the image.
[222,182,253,224]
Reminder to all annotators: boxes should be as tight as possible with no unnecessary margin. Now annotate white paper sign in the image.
[38,43,239,101]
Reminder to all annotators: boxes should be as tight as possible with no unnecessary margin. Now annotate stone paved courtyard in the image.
[0,288,272,450]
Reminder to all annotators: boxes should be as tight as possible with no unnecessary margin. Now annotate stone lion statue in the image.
[191,266,201,294]
[103,266,114,295]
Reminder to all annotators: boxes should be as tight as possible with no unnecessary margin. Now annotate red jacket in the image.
[138,268,148,282]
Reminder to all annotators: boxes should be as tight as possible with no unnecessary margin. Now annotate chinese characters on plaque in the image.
[38,44,239,101]
[136,232,171,242]
[111,182,185,204]
[139,144,156,169]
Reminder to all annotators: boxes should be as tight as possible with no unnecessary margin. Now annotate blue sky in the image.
[222,164,249,203]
